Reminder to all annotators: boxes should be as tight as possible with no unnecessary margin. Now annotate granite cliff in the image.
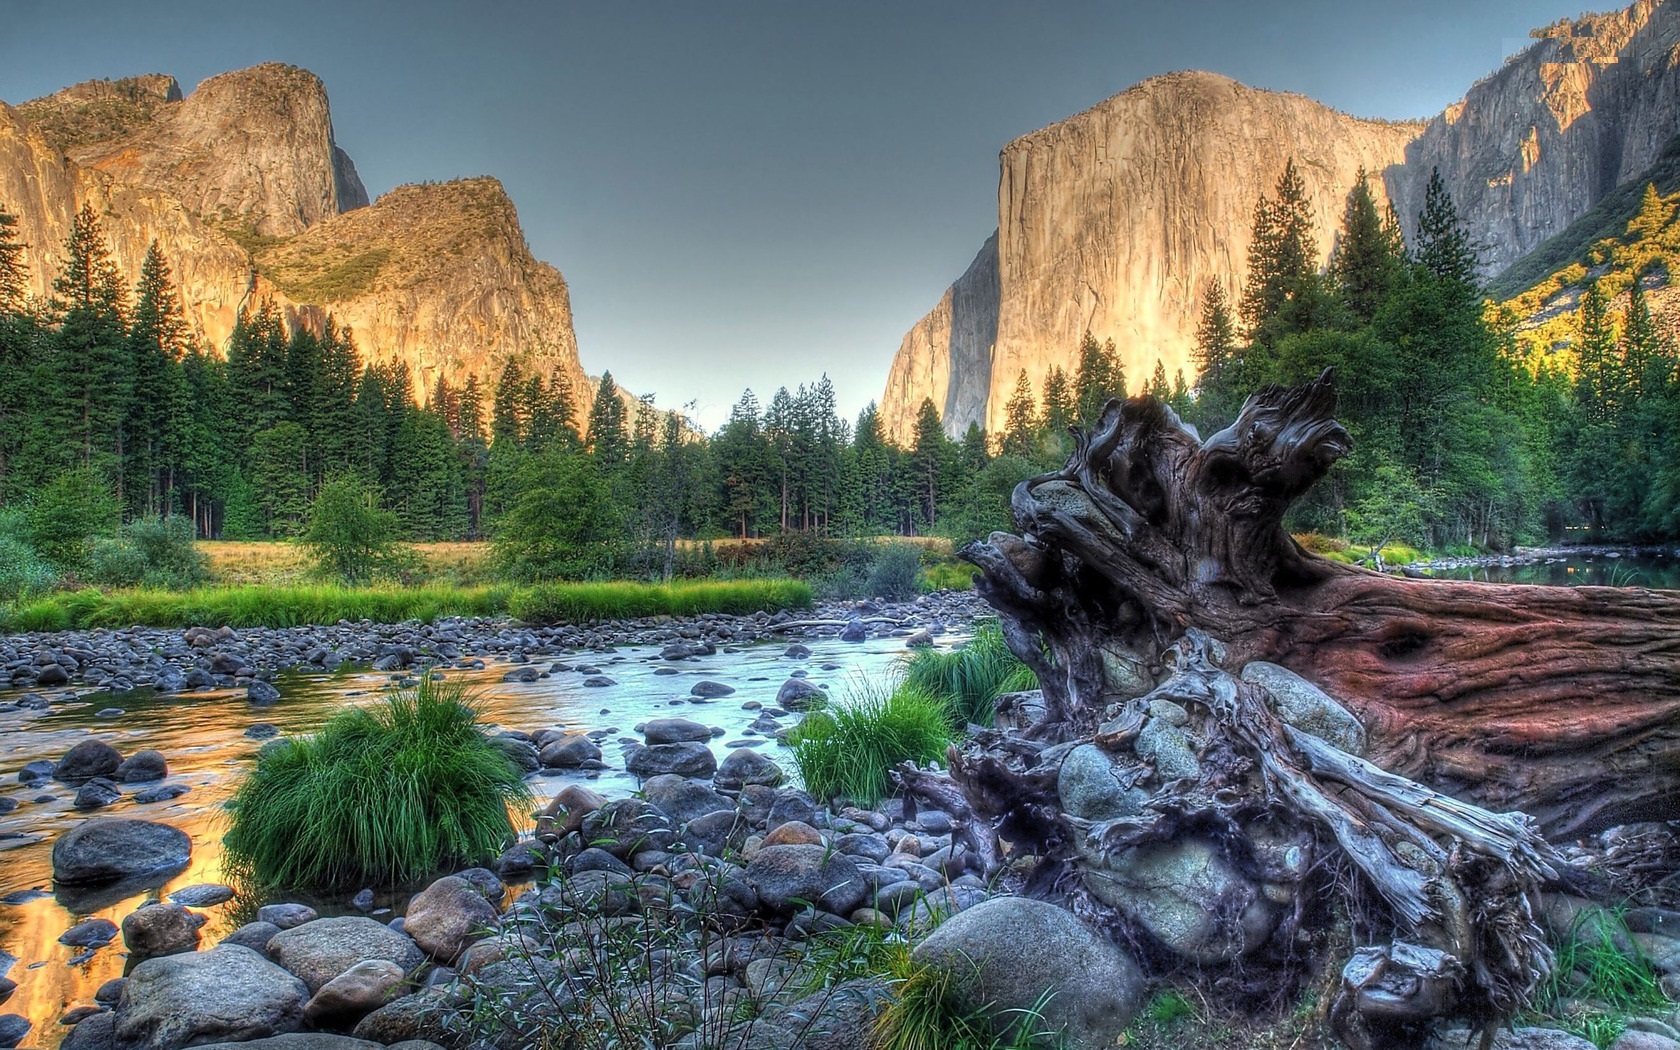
[1,65,584,412]
[882,0,1680,441]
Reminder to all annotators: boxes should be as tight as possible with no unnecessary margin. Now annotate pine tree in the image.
[45,202,130,479]
[1002,369,1037,458]
[0,200,27,313]
[1575,279,1616,425]
[1041,366,1074,438]
[1414,168,1479,293]
[1074,333,1125,425]
[123,243,190,516]
[491,359,526,447]
[1630,183,1672,244]
[1240,158,1321,349]
[909,398,952,532]
[586,372,628,467]
[1331,168,1404,326]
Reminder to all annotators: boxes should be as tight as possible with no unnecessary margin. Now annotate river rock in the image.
[775,678,825,710]
[488,736,539,773]
[350,989,452,1045]
[1240,661,1367,755]
[682,809,748,857]
[1078,837,1275,963]
[1427,1028,1595,1050]
[714,748,784,791]
[266,916,426,993]
[578,799,679,858]
[60,917,119,948]
[744,844,866,915]
[57,739,123,781]
[52,818,191,885]
[222,921,283,955]
[248,680,281,705]
[640,774,732,825]
[641,717,714,744]
[115,944,309,1050]
[259,904,319,930]
[0,1015,27,1049]
[1058,744,1145,821]
[122,903,206,960]
[196,1038,385,1050]
[537,735,601,768]
[302,960,408,1029]
[839,619,868,642]
[403,876,497,963]
[764,790,817,830]
[134,784,190,804]
[74,777,122,810]
[114,750,169,783]
[690,681,735,698]
[625,741,716,779]
[911,897,1144,1050]
[18,759,55,785]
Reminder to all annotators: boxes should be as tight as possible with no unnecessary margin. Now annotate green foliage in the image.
[1142,991,1197,1025]
[303,474,408,584]
[788,682,953,806]
[492,449,621,580]
[85,515,207,589]
[873,948,1064,1050]
[900,620,1037,728]
[918,555,974,593]
[1528,908,1668,1049]
[0,507,58,599]
[864,543,923,601]
[507,578,810,624]
[28,467,118,571]
[223,677,531,890]
[0,583,511,631]
[267,247,392,303]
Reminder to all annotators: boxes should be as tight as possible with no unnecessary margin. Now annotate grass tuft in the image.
[508,579,811,624]
[900,620,1037,728]
[1527,907,1669,1049]
[872,948,1063,1050]
[788,682,953,806]
[223,677,532,891]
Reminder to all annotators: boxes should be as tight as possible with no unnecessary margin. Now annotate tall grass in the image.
[873,946,1064,1050]
[787,683,953,806]
[507,579,811,624]
[223,678,532,891]
[0,578,812,632]
[1528,908,1669,1049]
[901,620,1037,727]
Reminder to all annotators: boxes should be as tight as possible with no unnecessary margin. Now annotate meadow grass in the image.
[507,578,811,624]
[222,678,533,891]
[200,540,494,586]
[787,682,953,806]
[900,619,1036,727]
[0,577,811,632]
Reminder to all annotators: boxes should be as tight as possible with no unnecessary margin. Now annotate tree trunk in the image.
[960,368,1680,840]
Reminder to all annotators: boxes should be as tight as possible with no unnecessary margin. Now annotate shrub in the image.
[919,557,974,593]
[901,620,1037,728]
[86,534,149,587]
[491,451,621,581]
[788,683,952,806]
[28,467,118,571]
[865,544,923,601]
[223,678,531,890]
[303,475,407,584]
[122,515,209,588]
[0,508,58,598]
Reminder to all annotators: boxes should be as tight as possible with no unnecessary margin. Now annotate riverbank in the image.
[0,589,985,701]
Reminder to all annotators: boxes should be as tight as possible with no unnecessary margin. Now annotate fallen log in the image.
[960,369,1680,840]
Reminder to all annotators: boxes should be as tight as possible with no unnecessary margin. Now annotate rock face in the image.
[115,945,310,1050]
[0,64,588,417]
[881,0,1680,441]
[880,71,1419,441]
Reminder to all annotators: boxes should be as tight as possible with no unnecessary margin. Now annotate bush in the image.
[0,509,58,598]
[28,467,118,571]
[223,678,531,890]
[788,683,952,806]
[303,475,407,584]
[122,515,209,588]
[901,620,1037,728]
[492,451,622,581]
[865,544,923,601]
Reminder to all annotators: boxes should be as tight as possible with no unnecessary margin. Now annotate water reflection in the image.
[1421,552,1680,589]
[0,630,931,1047]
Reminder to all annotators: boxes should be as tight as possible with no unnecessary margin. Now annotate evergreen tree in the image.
[909,398,953,532]
[1331,168,1404,326]
[491,359,526,447]
[123,243,189,516]
[44,202,129,479]
[1147,361,1171,401]
[586,372,628,466]
[1414,168,1480,293]
[1041,365,1074,439]
[0,200,26,313]
[1240,158,1322,351]
[1630,183,1673,245]
[1073,333,1125,425]
[1001,370,1037,458]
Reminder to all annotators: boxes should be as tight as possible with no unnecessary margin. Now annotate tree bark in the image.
[960,369,1680,840]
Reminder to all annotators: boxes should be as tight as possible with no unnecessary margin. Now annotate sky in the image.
[4,0,1593,430]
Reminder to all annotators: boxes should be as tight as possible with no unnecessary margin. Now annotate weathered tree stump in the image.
[895,371,1680,1045]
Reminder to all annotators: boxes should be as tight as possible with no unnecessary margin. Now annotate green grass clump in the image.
[872,949,1063,1050]
[919,560,975,592]
[508,579,810,624]
[1527,907,1669,1049]
[788,683,953,806]
[224,678,531,891]
[0,583,511,631]
[901,620,1037,728]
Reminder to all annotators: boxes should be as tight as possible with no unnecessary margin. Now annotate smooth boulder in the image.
[57,739,123,781]
[115,750,169,783]
[641,717,714,744]
[744,844,867,915]
[625,741,717,779]
[403,876,497,963]
[774,678,825,711]
[640,774,733,825]
[115,944,309,1050]
[715,748,784,792]
[266,917,426,994]
[1240,661,1367,755]
[52,818,191,885]
[122,902,206,960]
[911,897,1144,1050]
[301,961,408,1029]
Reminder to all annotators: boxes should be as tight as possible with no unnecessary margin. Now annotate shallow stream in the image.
[0,629,938,1047]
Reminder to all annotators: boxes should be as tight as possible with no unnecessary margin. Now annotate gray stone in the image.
[488,736,539,773]
[57,739,122,781]
[715,748,784,792]
[690,681,736,698]
[115,944,309,1050]
[538,735,601,768]
[765,790,817,830]
[122,902,206,959]
[0,1014,27,1049]
[1428,1028,1595,1050]
[133,784,190,804]
[248,680,282,705]
[578,798,680,858]
[266,916,426,993]
[642,717,714,744]
[774,678,826,710]
[911,896,1144,1050]
[74,777,122,810]
[626,741,717,779]
[350,989,452,1045]
[683,809,748,857]
[169,883,234,907]
[114,750,168,783]
[60,917,119,948]
[642,774,734,825]
[1240,661,1367,755]
[1057,744,1145,821]
[839,619,868,642]
[1135,719,1199,781]
[403,876,497,963]
[744,844,867,915]
[1077,837,1275,963]
[302,960,408,1029]
[258,904,319,930]
[52,818,191,885]
[221,921,282,955]
[190,1036,383,1050]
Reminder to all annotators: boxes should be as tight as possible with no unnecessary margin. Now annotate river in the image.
[0,629,936,1047]
[1418,549,1680,589]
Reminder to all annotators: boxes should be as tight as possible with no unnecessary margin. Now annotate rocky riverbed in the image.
[0,591,990,1050]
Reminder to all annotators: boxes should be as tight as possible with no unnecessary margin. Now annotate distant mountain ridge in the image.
[0,64,589,414]
[880,0,1680,441]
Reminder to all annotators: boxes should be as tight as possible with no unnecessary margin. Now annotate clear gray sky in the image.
[4,0,1590,429]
